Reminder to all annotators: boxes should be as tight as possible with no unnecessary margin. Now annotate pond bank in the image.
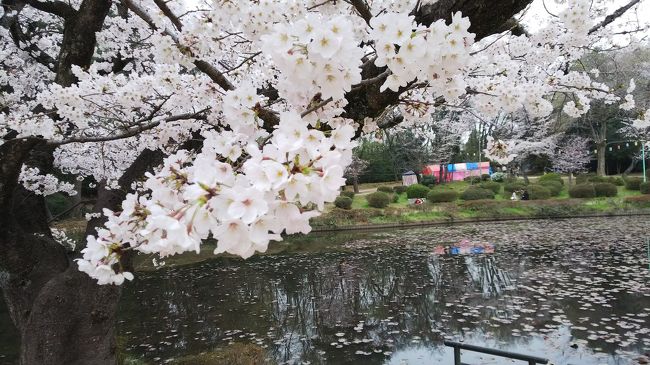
[312,210,650,232]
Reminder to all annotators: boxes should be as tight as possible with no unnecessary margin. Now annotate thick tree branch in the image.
[350,0,372,25]
[588,0,642,35]
[49,109,210,146]
[23,0,76,19]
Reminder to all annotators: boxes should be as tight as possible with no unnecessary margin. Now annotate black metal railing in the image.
[444,341,549,365]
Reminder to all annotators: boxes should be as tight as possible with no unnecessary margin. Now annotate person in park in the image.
[521,189,530,201]
[0,0,648,364]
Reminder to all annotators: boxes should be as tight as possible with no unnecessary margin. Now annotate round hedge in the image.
[569,184,596,198]
[593,182,617,197]
[340,191,355,199]
[461,187,495,200]
[366,192,390,208]
[538,173,564,185]
[479,181,501,194]
[539,180,563,196]
[420,175,437,187]
[610,176,625,186]
[528,185,551,200]
[393,185,408,194]
[504,181,527,194]
[625,177,643,190]
[463,176,482,184]
[640,182,650,194]
[377,186,394,193]
[334,196,353,210]
[427,190,458,203]
[481,174,491,181]
[406,184,430,199]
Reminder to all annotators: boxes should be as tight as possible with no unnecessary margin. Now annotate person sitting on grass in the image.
[511,191,519,201]
[521,189,529,201]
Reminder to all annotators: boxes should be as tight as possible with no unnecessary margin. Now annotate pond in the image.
[2,216,650,364]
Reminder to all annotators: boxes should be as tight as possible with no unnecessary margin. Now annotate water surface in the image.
[117,216,650,364]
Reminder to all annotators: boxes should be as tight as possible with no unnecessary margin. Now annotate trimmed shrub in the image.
[504,181,527,194]
[539,180,563,196]
[377,186,394,193]
[528,185,551,200]
[366,192,390,208]
[481,174,491,181]
[608,176,625,186]
[406,184,430,199]
[463,176,482,184]
[640,182,650,194]
[391,193,399,203]
[538,173,564,185]
[568,184,596,198]
[461,187,495,200]
[427,190,458,203]
[340,191,355,199]
[334,196,353,209]
[393,186,408,194]
[625,177,643,190]
[479,181,501,194]
[420,175,437,187]
[575,173,595,185]
[490,172,506,182]
[593,182,618,197]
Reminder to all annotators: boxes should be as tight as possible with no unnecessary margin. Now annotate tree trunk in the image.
[353,176,359,193]
[597,142,607,176]
[623,155,639,175]
[1,138,162,365]
[568,172,573,186]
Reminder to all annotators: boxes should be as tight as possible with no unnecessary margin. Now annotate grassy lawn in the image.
[314,176,650,227]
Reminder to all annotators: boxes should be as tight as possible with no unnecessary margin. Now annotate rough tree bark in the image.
[597,141,607,176]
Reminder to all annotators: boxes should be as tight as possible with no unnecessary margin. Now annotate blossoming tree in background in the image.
[551,136,593,185]
[0,0,648,363]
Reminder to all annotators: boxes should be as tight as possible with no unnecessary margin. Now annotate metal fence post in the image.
[454,346,461,365]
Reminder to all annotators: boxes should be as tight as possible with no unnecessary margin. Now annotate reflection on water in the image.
[116,217,650,365]
[0,217,648,364]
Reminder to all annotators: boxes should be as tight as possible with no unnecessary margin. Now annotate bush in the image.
[427,190,458,203]
[539,180,563,196]
[393,186,407,194]
[625,177,643,190]
[340,191,355,199]
[377,186,394,193]
[406,184,430,199]
[588,175,606,183]
[593,182,618,197]
[461,187,495,200]
[481,174,491,181]
[479,181,501,194]
[568,184,596,198]
[420,175,437,187]
[463,176,482,184]
[575,173,595,185]
[334,196,353,209]
[391,193,399,203]
[490,172,506,182]
[366,192,391,208]
[504,181,527,194]
[528,185,551,200]
[608,176,625,186]
[640,182,650,194]
[538,173,564,185]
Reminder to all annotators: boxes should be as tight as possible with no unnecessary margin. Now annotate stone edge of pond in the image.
[310,211,650,233]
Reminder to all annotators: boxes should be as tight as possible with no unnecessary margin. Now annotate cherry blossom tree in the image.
[1,0,648,363]
[344,155,369,193]
[551,136,592,185]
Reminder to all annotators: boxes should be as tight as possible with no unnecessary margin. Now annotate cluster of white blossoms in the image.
[369,12,474,94]
[19,166,77,196]
[261,14,363,106]
[77,109,355,285]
